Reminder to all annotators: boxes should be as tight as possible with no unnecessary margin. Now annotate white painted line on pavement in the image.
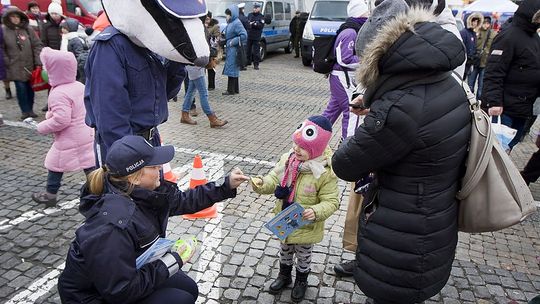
[0,199,80,232]
[3,120,37,130]
[174,147,276,167]
[4,263,65,304]
[0,149,259,232]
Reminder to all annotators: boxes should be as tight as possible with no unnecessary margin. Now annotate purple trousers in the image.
[322,72,357,139]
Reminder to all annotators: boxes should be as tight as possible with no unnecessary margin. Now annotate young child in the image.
[60,18,88,82]
[251,115,339,302]
[31,47,95,207]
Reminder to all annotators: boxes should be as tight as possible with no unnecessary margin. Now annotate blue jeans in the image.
[492,114,527,150]
[182,77,213,115]
[468,67,485,100]
[47,168,95,194]
[14,81,35,113]
[138,271,198,304]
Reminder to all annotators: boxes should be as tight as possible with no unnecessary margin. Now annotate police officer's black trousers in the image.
[138,271,198,304]
[247,39,261,66]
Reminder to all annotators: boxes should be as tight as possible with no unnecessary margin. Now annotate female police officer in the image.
[58,135,249,303]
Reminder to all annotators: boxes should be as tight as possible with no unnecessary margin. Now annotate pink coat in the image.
[37,47,95,172]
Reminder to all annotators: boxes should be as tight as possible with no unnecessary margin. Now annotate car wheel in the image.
[284,40,292,54]
[302,56,311,66]
[260,41,267,62]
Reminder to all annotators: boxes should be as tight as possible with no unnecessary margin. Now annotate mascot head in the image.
[102,0,210,66]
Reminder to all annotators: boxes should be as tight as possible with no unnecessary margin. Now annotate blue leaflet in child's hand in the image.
[265,203,312,241]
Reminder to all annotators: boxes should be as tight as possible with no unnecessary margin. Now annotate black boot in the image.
[5,87,12,99]
[269,263,292,294]
[234,77,239,94]
[291,269,309,302]
[334,260,355,277]
[222,77,235,95]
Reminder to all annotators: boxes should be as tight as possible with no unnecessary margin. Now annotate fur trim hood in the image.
[466,12,484,29]
[357,7,465,88]
[2,8,30,29]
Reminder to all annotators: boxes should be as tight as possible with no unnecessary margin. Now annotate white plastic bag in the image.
[491,116,517,151]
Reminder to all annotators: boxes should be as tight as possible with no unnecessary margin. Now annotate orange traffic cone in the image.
[163,162,178,183]
[182,155,218,219]
[160,136,178,183]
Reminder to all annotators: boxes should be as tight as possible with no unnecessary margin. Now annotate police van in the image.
[208,0,297,61]
[301,0,349,66]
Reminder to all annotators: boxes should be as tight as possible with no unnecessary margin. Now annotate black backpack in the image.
[312,35,337,74]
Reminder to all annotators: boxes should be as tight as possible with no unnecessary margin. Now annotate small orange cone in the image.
[160,136,178,183]
[182,155,218,219]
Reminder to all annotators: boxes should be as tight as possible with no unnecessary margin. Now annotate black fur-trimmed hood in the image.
[357,7,465,88]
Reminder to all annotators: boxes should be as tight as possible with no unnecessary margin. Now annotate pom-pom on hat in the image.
[292,115,332,159]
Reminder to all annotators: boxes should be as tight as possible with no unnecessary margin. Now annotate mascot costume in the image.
[85,0,211,165]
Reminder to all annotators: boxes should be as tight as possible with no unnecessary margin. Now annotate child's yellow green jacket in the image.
[253,148,339,244]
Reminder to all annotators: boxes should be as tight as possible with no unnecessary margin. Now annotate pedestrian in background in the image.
[26,1,44,37]
[322,0,368,140]
[181,15,228,128]
[2,7,43,120]
[222,6,247,95]
[289,10,302,58]
[32,47,94,207]
[247,2,264,70]
[41,0,64,50]
[57,135,248,304]
[468,16,496,100]
[181,64,228,128]
[60,18,88,82]
[251,115,339,302]
[207,12,220,91]
[238,3,249,31]
[460,12,483,80]
[483,0,540,152]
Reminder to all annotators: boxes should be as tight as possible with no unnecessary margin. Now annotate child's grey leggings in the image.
[280,243,313,273]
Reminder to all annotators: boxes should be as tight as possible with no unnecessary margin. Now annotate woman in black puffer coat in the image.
[332,4,470,304]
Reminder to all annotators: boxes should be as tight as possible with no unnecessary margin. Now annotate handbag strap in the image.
[451,72,494,199]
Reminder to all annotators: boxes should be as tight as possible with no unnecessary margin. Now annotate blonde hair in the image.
[87,166,145,195]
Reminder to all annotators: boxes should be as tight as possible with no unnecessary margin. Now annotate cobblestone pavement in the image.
[0,52,539,304]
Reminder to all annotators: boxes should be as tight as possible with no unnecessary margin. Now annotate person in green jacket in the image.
[251,115,339,302]
[468,16,497,100]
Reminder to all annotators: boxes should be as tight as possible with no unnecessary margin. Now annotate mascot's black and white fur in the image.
[102,0,210,66]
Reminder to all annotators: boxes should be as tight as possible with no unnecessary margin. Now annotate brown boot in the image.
[181,111,197,125]
[208,114,228,128]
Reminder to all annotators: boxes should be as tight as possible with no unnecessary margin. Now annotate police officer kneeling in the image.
[58,135,249,304]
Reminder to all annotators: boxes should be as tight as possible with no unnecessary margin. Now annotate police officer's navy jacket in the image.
[84,26,186,158]
[58,178,236,303]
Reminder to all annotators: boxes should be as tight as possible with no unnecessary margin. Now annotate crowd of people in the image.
[0,0,539,303]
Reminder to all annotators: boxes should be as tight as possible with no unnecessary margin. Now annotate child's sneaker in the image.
[32,192,57,208]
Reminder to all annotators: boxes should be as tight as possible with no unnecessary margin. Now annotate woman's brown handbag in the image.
[452,73,536,233]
